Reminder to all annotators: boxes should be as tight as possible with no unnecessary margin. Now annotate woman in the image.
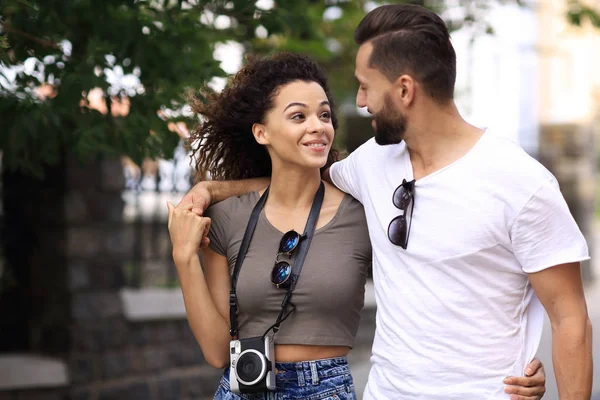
[167,53,545,399]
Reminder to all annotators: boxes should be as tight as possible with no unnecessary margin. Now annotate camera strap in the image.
[229,182,325,338]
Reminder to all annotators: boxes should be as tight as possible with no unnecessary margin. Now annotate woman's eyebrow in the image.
[283,100,330,112]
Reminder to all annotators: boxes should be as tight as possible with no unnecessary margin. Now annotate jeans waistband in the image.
[224,356,350,387]
[275,356,350,385]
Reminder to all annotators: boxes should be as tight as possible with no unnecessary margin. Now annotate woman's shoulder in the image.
[323,181,346,205]
[323,182,367,229]
[323,180,360,205]
[325,186,372,259]
[339,194,367,226]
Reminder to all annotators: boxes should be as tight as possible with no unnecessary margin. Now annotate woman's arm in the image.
[167,202,232,368]
[176,248,232,368]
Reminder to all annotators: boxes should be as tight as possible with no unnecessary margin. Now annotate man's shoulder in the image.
[477,134,555,185]
[356,136,405,154]
[336,137,405,166]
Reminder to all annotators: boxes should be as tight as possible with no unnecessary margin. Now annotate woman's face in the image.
[255,80,334,171]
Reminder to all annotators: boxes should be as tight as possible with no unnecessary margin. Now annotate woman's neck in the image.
[267,167,322,211]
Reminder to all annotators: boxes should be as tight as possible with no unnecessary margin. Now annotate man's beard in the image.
[373,94,407,146]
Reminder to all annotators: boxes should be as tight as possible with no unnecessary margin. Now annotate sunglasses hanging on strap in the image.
[229,182,325,339]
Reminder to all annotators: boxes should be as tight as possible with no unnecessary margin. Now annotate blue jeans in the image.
[213,356,357,400]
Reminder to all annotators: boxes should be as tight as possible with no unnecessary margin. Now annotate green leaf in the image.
[3,0,590,177]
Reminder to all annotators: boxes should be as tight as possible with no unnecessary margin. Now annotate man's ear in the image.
[252,123,269,145]
[393,74,415,107]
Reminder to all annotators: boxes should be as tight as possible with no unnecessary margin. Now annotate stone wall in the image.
[67,319,222,400]
[1,161,69,356]
[1,158,223,399]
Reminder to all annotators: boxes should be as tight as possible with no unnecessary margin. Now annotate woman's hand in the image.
[503,358,546,400]
[177,182,212,248]
[167,202,211,265]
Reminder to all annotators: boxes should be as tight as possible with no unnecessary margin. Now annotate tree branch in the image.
[3,25,62,50]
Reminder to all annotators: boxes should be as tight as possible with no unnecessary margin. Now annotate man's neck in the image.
[404,102,484,180]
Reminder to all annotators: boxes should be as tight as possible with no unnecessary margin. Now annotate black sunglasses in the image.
[388,179,415,249]
[270,230,304,288]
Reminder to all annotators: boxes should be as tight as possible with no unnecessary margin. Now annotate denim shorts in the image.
[213,356,357,400]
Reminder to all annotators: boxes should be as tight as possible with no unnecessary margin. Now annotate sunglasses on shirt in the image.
[387,178,415,249]
[270,230,303,288]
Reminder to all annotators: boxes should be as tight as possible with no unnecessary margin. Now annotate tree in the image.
[0,0,357,177]
[567,0,600,28]
[1,0,548,178]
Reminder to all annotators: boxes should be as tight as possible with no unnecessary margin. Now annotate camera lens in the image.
[236,350,266,385]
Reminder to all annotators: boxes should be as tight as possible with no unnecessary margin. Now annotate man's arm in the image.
[178,178,270,216]
[323,154,363,201]
[529,262,593,400]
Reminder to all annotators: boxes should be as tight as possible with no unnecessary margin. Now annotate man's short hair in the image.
[355,4,457,103]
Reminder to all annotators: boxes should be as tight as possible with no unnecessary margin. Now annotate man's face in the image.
[372,92,407,145]
[355,42,407,145]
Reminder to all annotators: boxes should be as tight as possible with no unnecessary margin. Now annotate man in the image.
[181,4,591,399]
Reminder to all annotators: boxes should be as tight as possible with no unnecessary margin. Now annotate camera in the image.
[229,336,276,394]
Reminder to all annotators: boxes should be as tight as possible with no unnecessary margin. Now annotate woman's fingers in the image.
[504,376,546,400]
[167,201,209,251]
[175,202,194,211]
[506,395,543,400]
[201,217,211,235]
[504,374,545,388]
[504,383,545,396]
[524,358,543,377]
[166,202,174,229]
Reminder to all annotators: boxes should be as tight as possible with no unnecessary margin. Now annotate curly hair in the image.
[188,52,339,181]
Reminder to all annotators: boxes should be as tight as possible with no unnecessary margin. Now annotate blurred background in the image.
[0,0,599,399]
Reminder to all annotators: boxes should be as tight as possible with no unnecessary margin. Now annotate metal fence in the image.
[122,142,193,288]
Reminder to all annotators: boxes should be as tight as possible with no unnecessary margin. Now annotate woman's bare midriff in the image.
[274,344,350,362]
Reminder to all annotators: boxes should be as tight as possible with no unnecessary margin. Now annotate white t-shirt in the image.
[329,129,589,399]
